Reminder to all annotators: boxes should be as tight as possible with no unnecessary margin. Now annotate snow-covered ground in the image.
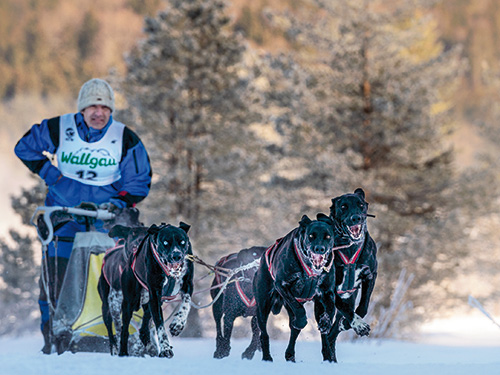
[1,312,499,375]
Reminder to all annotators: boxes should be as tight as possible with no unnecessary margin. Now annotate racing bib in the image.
[56,114,124,186]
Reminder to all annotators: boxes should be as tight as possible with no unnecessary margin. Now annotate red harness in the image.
[235,280,256,307]
[102,239,126,287]
[131,239,181,293]
[336,245,363,295]
[337,245,362,266]
[265,234,334,303]
[215,253,256,308]
[265,236,334,281]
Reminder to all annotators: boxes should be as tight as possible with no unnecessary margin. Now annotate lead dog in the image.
[320,188,377,362]
[211,246,266,359]
[98,224,148,355]
[253,215,336,362]
[118,222,194,357]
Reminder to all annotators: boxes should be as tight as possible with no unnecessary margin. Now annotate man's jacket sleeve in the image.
[14,119,62,186]
[110,127,152,208]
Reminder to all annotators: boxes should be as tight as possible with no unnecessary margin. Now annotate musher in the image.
[14,78,152,353]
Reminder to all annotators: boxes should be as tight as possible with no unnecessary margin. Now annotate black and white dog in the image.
[320,188,377,362]
[116,222,194,357]
[211,246,265,359]
[98,224,148,355]
[253,215,336,362]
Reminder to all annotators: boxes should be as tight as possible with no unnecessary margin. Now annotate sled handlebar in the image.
[31,206,116,246]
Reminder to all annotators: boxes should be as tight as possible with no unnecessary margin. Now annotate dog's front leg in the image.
[275,281,307,330]
[169,293,191,336]
[335,295,370,336]
[149,291,173,358]
[355,270,377,318]
[314,292,336,362]
[314,291,335,335]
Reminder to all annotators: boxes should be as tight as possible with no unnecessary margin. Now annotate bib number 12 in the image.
[76,170,98,181]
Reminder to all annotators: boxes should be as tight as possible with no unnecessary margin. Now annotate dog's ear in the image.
[316,213,333,226]
[108,225,132,239]
[299,215,312,228]
[132,226,147,237]
[237,248,257,265]
[179,221,191,234]
[354,188,365,199]
[330,197,340,219]
[147,224,161,235]
[316,212,329,222]
[128,207,141,226]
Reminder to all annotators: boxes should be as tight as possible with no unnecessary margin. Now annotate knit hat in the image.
[77,78,115,112]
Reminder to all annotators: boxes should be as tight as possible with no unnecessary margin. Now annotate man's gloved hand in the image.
[74,202,98,225]
[99,202,118,213]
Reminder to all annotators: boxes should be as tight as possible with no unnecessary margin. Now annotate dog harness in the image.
[265,232,334,303]
[234,281,256,308]
[265,234,334,280]
[215,253,256,308]
[130,236,183,301]
[101,239,126,288]
[336,245,363,295]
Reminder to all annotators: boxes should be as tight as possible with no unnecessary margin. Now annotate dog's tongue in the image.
[350,224,362,238]
[167,262,184,276]
[310,253,326,269]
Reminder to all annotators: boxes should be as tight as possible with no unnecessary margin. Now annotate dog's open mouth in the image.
[166,262,185,278]
[309,252,327,271]
[347,224,363,240]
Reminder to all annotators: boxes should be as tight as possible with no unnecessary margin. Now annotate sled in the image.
[31,206,143,354]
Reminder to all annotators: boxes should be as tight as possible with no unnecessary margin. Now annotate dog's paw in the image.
[292,314,308,330]
[351,314,370,336]
[262,353,274,362]
[317,312,332,334]
[145,342,159,357]
[241,348,256,360]
[169,318,185,336]
[214,347,230,359]
[159,346,174,358]
[338,316,351,332]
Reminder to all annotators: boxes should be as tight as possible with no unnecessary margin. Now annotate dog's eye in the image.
[181,240,186,245]
[325,235,331,240]
[341,204,348,211]
[163,241,169,246]
[309,234,315,239]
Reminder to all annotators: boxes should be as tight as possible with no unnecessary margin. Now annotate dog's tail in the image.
[271,293,283,315]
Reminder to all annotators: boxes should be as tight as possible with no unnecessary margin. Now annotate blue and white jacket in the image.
[14,113,152,208]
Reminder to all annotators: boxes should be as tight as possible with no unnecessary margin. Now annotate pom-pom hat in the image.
[77,78,115,112]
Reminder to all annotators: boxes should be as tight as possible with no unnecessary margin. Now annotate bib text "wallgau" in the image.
[60,152,117,169]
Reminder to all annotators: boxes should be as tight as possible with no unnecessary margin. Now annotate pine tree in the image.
[263,0,466,333]
[0,179,45,335]
[120,0,270,250]
[118,0,272,335]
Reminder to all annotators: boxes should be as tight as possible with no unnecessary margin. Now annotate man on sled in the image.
[14,78,152,354]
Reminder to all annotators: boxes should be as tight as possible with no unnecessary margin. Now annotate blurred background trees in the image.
[1,0,500,338]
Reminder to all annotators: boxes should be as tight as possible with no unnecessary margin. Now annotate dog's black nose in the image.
[314,246,326,254]
[351,214,362,224]
[171,251,183,262]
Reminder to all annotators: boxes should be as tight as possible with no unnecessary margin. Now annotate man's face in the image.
[81,105,112,130]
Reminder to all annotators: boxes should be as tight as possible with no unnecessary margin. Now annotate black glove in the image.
[99,202,118,213]
[74,202,98,226]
